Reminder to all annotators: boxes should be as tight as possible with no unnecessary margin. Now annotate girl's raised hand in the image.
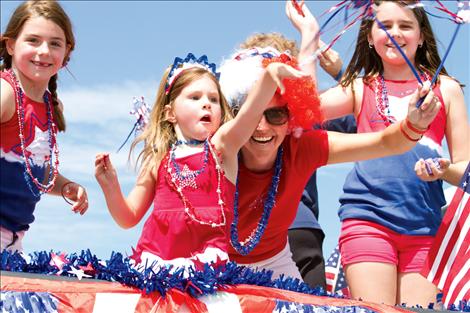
[415,158,450,181]
[95,153,117,187]
[406,84,441,130]
[285,0,319,35]
[266,62,309,94]
[62,182,89,215]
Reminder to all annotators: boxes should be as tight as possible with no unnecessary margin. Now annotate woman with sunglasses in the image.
[218,43,440,281]
[233,3,357,290]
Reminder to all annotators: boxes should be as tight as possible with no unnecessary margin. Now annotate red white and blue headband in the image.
[165,53,220,94]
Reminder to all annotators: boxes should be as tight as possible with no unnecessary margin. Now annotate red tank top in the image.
[133,148,235,270]
[357,77,446,145]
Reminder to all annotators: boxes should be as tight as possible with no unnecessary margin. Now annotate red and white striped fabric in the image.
[1,272,413,313]
[421,162,470,307]
[325,245,350,297]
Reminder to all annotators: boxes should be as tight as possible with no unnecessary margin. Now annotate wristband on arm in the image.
[334,67,344,82]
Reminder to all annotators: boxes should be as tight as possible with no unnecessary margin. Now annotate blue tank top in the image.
[339,77,447,236]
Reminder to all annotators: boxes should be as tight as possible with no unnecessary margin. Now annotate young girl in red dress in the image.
[94,53,307,270]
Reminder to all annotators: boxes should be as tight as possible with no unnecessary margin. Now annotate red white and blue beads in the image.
[165,138,226,228]
[8,69,59,196]
[374,72,431,126]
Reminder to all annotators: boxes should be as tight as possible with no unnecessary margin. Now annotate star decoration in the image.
[191,257,206,272]
[172,164,198,189]
[78,262,96,276]
[49,252,68,273]
[68,266,92,280]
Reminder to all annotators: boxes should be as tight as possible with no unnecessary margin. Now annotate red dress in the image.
[132,149,235,270]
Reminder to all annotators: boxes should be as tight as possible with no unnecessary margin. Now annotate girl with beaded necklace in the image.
[0,0,89,253]
[316,0,469,307]
[94,53,307,270]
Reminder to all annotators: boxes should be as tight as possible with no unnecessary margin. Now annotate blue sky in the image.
[1,1,469,260]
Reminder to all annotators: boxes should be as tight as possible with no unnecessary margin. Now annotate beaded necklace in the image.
[374,72,430,126]
[7,69,59,196]
[165,139,226,227]
[230,147,283,256]
[169,139,208,189]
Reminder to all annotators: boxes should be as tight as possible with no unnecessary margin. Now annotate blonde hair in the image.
[0,0,75,132]
[240,32,299,57]
[130,67,232,168]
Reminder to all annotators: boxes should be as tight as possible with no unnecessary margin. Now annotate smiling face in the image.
[369,1,423,67]
[166,73,222,142]
[241,94,289,170]
[6,16,69,87]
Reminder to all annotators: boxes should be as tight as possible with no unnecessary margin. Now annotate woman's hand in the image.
[266,62,308,94]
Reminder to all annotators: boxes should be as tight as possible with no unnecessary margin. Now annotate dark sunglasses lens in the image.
[265,108,289,125]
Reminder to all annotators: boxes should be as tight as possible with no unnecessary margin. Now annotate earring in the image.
[368,43,374,49]
[418,43,423,48]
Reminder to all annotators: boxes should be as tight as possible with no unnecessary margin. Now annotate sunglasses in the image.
[233,106,289,125]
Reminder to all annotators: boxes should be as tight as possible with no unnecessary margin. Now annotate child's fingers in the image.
[72,199,88,215]
[439,158,451,170]
[73,188,88,214]
[424,157,442,176]
[95,153,110,171]
[420,90,435,111]
[414,158,425,175]
[103,154,111,168]
[95,153,106,165]
[408,85,423,108]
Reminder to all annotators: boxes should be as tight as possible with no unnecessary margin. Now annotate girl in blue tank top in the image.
[317,0,469,307]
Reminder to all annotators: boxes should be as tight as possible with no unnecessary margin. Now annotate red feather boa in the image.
[262,55,323,132]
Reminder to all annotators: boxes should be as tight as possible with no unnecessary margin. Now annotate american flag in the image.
[0,271,413,312]
[421,161,470,308]
[325,245,350,297]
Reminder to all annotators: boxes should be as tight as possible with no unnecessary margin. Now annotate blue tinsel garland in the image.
[0,249,328,298]
[1,249,469,312]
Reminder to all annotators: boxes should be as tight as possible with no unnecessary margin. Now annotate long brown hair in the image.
[130,67,232,169]
[341,0,446,87]
[0,0,75,132]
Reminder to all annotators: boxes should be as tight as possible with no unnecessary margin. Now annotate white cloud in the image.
[60,80,158,125]
[22,81,156,259]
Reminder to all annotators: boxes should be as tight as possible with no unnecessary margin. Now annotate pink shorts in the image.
[339,219,434,273]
